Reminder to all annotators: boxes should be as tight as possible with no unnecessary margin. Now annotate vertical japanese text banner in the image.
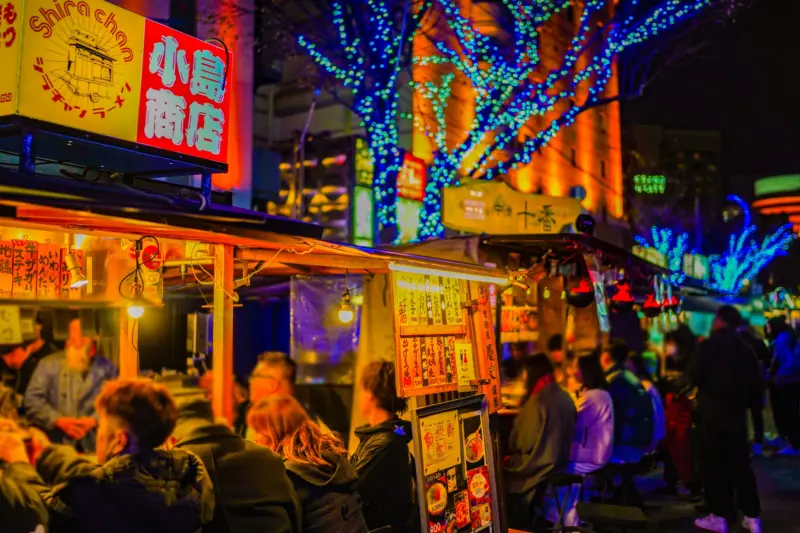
[137,20,232,163]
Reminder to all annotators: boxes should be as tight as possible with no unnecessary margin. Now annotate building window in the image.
[571,148,577,167]
[600,160,606,178]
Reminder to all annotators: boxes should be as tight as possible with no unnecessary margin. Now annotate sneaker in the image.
[775,445,800,457]
[743,516,762,533]
[695,514,728,533]
[752,443,764,457]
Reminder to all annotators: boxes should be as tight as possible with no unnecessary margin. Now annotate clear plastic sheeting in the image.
[290,276,362,385]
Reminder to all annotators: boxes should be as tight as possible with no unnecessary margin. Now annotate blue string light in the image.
[296,1,432,243]
[709,196,795,295]
[412,0,711,239]
[635,226,689,285]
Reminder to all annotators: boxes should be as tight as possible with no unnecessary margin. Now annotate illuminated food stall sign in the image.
[442,181,583,235]
[397,152,427,202]
[633,174,666,195]
[3,0,231,164]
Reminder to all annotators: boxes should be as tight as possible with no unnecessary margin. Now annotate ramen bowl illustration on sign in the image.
[426,482,448,516]
[465,431,484,463]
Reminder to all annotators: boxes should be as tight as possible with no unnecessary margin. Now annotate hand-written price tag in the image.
[0,241,12,298]
[12,240,38,299]
[37,244,62,299]
[0,306,22,344]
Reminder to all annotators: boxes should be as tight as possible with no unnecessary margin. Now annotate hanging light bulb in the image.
[64,252,88,289]
[339,289,354,324]
[127,304,145,319]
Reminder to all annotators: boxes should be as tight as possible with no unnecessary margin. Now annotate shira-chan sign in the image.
[2,0,231,164]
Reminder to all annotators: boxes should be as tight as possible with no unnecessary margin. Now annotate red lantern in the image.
[662,295,680,312]
[643,293,662,318]
[567,278,595,308]
[610,281,635,313]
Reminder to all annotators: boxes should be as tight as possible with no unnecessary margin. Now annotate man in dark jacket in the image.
[170,397,303,533]
[600,339,654,464]
[738,324,771,455]
[0,420,48,533]
[33,379,216,533]
[691,306,762,533]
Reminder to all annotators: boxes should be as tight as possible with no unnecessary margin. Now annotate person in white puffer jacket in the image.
[544,353,614,527]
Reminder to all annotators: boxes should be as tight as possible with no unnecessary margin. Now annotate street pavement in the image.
[638,454,800,532]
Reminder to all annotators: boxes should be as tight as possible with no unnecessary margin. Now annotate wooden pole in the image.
[212,243,235,424]
[118,311,139,379]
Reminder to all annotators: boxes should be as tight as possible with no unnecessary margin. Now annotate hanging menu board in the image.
[390,271,503,409]
[413,395,500,533]
[392,272,469,397]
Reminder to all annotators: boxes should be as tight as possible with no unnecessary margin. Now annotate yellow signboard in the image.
[17,0,145,140]
[442,180,584,235]
[0,0,22,117]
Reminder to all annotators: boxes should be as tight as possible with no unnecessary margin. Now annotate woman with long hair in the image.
[248,395,367,533]
[351,361,415,533]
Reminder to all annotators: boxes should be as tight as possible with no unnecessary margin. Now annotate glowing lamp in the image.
[663,295,680,312]
[127,305,145,319]
[566,278,595,308]
[64,253,88,289]
[339,289,354,324]
[642,294,662,318]
[610,281,635,314]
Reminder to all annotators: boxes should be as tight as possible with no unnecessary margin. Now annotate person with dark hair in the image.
[628,353,666,455]
[547,334,567,383]
[249,395,368,533]
[600,339,654,464]
[505,354,576,527]
[350,361,415,533]
[548,354,613,526]
[502,342,529,382]
[33,378,215,533]
[766,316,800,456]
[691,305,762,533]
[168,397,302,533]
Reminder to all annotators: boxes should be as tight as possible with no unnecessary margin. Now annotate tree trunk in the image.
[364,113,402,245]
[418,152,460,240]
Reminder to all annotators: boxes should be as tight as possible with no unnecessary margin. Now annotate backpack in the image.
[608,370,655,450]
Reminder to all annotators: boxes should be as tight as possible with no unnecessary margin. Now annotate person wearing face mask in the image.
[32,379,215,533]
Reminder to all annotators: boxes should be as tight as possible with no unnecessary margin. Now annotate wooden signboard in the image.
[390,271,502,410]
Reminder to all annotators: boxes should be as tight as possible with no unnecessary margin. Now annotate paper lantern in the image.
[609,280,635,313]
[643,293,662,318]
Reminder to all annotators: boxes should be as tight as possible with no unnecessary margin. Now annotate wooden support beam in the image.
[237,247,389,272]
[118,311,139,379]
[212,243,235,424]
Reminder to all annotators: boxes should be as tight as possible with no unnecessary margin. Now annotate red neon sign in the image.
[136,20,232,164]
[397,151,427,202]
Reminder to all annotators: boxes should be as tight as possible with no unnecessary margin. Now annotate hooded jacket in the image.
[285,451,368,533]
[36,444,215,533]
[350,417,415,533]
[173,400,303,533]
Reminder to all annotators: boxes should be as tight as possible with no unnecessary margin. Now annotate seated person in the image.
[600,340,654,464]
[0,418,48,533]
[350,361,415,533]
[24,340,117,452]
[545,354,614,526]
[248,394,367,533]
[168,397,302,533]
[33,379,215,533]
[628,352,666,455]
[505,354,577,527]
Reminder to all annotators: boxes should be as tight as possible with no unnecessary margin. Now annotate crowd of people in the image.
[502,304,800,533]
[0,330,417,533]
[2,305,799,533]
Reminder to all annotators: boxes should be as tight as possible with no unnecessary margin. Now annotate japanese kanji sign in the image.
[14,0,231,164]
[36,243,62,299]
[137,21,231,162]
[0,240,12,298]
[11,240,37,299]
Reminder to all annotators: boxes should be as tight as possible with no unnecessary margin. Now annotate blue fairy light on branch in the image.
[635,226,689,285]
[412,0,718,239]
[709,196,795,295]
[295,0,433,244]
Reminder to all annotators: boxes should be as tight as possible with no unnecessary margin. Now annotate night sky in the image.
[622,0,800,198]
